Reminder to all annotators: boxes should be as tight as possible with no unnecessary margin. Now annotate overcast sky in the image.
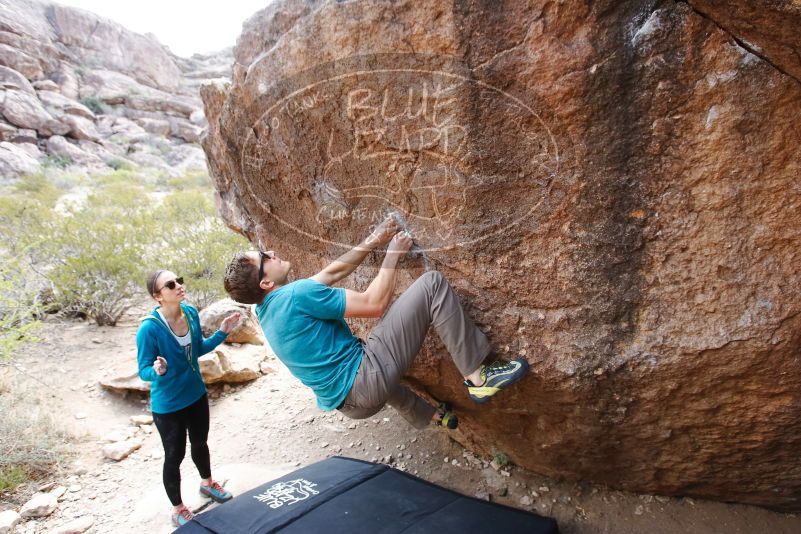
[54,0,272,57]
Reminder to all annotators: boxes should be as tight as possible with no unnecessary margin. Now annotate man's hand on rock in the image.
[387,231,413,258]
[365,215,401,247]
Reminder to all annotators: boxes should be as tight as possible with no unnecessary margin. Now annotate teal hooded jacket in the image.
[136,302,228,414]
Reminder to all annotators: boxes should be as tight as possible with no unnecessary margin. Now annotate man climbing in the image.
[223,216,529,430]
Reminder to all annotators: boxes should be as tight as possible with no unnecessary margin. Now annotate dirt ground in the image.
[2,302,801,534]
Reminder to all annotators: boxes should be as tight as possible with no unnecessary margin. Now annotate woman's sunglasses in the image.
[158,277,184,291]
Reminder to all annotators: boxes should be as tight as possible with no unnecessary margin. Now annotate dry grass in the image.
[0,373,74,495]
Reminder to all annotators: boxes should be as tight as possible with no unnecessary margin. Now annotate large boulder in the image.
[31,79,59,92]
[201,0,801,511]
[198,346,264,384]
[51,64,80,100]
[168,116,203,143]
[37,90,95,120]
[58,114,99,141]
[0,141,41,178]
[133,117,171,136]
[125,94,198,117]
[101,438,142,461]
[0,43,44,80]
[76,139,136,168]
[45,135,103,166]
[163,143,208,174]
[0,120,16,141]
[200,299,264,345]
[19,491,58,518]
[101,343,269,395]
[99,372,150,394]
[0,65,35,94]
[78,69,157,105]
[0,89,68,136]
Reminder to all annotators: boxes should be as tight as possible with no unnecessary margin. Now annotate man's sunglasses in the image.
[258,251,275,282]
[158,277,184,291]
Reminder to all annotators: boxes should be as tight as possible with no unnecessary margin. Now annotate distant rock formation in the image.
[0,0,233,180]
[201,0,801,511]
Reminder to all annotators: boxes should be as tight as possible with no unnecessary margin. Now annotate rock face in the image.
[0,0,233,178]
[201,0,801,511]
[686,0,801,82]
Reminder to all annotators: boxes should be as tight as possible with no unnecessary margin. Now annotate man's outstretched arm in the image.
[311,216,400,287]
[343,232,413,318]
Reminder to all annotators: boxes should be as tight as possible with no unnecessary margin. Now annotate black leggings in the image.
[152,394,212,506]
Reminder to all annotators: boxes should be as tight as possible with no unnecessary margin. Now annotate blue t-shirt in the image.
[255,278,363,410]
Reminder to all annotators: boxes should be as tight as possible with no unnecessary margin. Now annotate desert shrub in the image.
[492,451,510,467]
[107,158,133,171]
[0,256,42,361]
[169,221,250,309]
[162,170,212,190]
[1,169,248,325]
[93,168,151,188]
[0,465,27,492]
[79,96,104,115]
[0,376,72,491]
[44,184,157,325]
[152,188,249,309]
[12,172,62,206]
[43,154,72,169]
[0,196,55,258]
[0,180,58,310]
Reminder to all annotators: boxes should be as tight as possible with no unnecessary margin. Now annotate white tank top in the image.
[157,309,191,347]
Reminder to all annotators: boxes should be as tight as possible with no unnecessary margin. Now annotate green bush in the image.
[492,452,510,467]
[0,256,42,361]
[153,188,249,309]
[44,184,156,325]
[79,96,104,115]
[12,172,62,205]
[43,154,72,169]
[1,170,249,326]
[107,158,132,171]
[169,221,250,309]
[0,465,27,492]
[163,170,212,190]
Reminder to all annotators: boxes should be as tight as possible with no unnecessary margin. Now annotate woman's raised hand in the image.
[153,356,167,376]
[220,312,242,334]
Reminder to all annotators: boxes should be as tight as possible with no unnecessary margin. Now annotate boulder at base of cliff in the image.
[200,299,265,345]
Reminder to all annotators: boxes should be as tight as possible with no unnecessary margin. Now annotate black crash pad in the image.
[176,456,559,533]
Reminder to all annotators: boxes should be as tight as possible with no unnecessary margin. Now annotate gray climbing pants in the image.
[337,271,491,429]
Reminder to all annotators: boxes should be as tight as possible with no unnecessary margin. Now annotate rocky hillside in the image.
[0,0,232,180]
[201,0,801,511]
